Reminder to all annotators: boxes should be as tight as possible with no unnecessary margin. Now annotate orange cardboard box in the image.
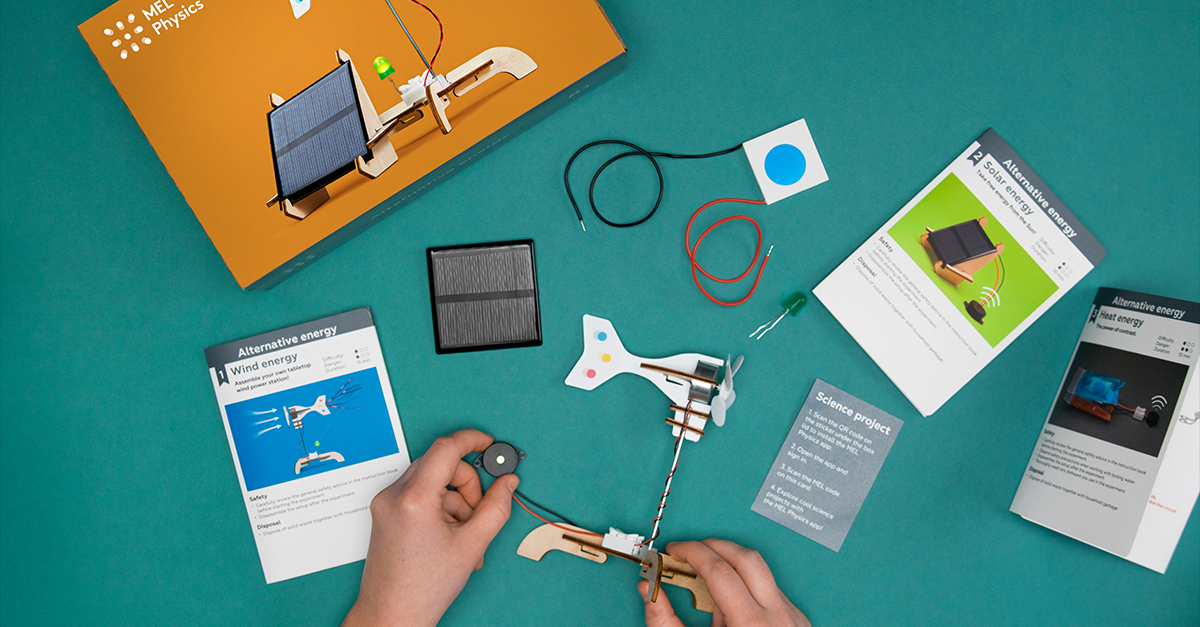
[80,0,625,289]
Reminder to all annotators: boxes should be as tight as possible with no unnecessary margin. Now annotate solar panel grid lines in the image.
[930,220,995,266]
[436,298,540,347]
[269,63,369,199]
[427,243,542,351]
[432,247,535,296]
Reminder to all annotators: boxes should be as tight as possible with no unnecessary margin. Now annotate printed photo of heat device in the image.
[1048,342,1189,457]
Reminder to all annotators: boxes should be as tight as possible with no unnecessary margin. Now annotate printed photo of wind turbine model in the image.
[286,380,361,474]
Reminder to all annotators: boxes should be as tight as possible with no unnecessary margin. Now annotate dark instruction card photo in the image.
[752,379,903,551]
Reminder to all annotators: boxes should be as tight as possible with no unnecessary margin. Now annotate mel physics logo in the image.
[103,13,151,60]
[102,0,206,60]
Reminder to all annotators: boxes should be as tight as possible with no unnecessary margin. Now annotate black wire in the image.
[997,255,1006,292]
[513,488,581,528]
[564,140,744,229]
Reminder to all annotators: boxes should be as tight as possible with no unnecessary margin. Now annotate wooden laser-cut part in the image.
[668,404,710,418]
[517,524,715,613]
[447,47,537,97]
[665,417,705,437]
[640,363,719,386]
[427,82,452,134]
[281,188,330,220]
[517,523,609,564]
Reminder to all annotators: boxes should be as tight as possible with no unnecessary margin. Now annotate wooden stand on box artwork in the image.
[266,47,537,220]
[920,217,1005,286]
[517,523,716,613]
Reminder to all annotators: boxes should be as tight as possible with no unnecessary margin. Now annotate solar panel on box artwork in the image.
[426,240,543,354]
[268,62,369,201]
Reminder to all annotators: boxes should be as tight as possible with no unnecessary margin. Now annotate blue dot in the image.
[597,332,607,341]
[764,144,806,186]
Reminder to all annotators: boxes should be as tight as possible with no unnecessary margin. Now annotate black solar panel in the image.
[268,62,369,201]
[426,241,543,354]
[928,220,996,266]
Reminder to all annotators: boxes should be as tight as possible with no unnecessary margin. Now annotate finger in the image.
[449,460,483,507]
[711,602,727,627]
[664,541,757,619]
[700,539,779,605]
[442,491,474,522]
[637,581,683,627]
[418,430,494,488]
[473,557,484,571]
[462,474,519,544]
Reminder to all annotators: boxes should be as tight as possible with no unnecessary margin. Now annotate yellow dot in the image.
[601,354,611,362]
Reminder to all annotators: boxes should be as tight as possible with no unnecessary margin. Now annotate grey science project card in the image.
[752,379,902,551]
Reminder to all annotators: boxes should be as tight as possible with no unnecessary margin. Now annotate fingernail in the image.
[507,476,519,493]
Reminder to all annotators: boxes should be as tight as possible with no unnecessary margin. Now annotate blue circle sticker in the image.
[764,144,806,186]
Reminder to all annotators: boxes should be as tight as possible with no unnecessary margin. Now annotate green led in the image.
[374,56,395,80]
[750,291,807,340]
[781,291,807,315]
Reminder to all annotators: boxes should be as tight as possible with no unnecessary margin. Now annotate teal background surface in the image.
[2,0,1198,625]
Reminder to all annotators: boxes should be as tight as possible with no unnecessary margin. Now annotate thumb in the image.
[639,581,683,627]
[463,474,518,544]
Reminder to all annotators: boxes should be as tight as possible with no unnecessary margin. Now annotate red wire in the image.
[993,257,1000,291]
[684,198,770,307]
[409,0,444,74]
[512,494,602,537]
[636,399,694,546]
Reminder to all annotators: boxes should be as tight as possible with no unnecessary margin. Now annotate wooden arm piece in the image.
[446,47,537,98]
[516,523,715,613]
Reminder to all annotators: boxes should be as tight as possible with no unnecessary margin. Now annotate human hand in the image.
[343,429,519,627]
[638,539,809,627]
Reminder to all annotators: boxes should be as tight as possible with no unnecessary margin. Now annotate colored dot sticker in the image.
[596,331,607,341]
[764,144,806,186]
[601,353,611,363]
[585,369,596,378]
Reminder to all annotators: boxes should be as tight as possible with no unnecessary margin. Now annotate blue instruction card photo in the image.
[752,379,902,551]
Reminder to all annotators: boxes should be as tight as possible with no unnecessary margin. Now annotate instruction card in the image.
[752,380,902,551]
[205,308,409,583]
[1011,288,1198,573]
[814,129,1104,416]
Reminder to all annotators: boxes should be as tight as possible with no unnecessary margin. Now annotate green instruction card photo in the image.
[888,173,1057,347]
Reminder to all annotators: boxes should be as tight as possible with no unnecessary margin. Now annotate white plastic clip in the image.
[602,528,647,560]
[399,72,449,106]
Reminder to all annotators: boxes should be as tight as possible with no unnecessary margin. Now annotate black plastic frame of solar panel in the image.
[928,219,996,267]
[267,61,371,204]
[426,240,543,354]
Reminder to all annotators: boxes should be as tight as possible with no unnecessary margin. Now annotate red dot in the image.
[586,369,596,378]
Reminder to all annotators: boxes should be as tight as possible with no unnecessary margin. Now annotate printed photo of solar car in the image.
[887,173,1058,347]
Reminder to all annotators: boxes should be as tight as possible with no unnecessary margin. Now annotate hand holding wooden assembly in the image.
[514,315,742,613]
[516,523,715,612]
